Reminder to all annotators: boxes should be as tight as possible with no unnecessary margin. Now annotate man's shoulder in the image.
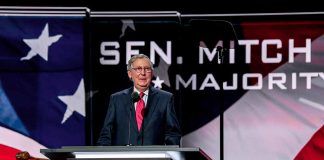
[151,87,173,97]
[111,87,131,97]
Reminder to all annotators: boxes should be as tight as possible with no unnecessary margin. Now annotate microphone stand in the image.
[127,104,132,146]
[128,92,140,146]
[217,46,225,160]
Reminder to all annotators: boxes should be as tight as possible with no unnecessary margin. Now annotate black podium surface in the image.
[40,146,211,160]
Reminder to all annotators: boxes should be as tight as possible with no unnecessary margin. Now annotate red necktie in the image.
[136,92,145,132]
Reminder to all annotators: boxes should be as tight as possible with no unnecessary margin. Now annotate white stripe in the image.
[0,126,47,158]
[299,97,324,112]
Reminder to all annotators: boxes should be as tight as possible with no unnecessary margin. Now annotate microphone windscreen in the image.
[131,92,140,102]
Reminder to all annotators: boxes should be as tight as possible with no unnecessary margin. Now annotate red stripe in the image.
[294,125,324,160]
[0,144,21,160]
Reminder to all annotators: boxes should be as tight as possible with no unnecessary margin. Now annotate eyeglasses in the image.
[131,67,152,73]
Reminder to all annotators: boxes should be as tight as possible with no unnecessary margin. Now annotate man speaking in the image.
[97,54,181,146]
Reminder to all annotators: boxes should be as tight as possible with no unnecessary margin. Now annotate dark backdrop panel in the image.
[89,12,182,145]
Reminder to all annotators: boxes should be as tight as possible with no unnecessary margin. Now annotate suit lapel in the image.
[142,87,159,130]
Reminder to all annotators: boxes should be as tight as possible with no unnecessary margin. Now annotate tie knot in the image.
[139,92,144,98]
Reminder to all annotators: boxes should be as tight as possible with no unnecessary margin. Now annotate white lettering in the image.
[262,39,282,63]
[243,73,262,90]
[200,74,220,90]
[126,41,145,64]
[176,74,197,90]
[268,73,286,89]
[100,41,120,65]
[150,41,172,64]
[289,38,311,63]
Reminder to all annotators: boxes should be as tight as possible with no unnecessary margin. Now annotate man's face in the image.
[128,58,153,92]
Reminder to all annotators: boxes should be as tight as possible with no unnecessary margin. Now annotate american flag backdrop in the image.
[1,10,323,160]
[0,10,87,160]
[181,18,324,160]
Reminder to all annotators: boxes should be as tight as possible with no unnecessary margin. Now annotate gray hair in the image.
[127,54,154,71]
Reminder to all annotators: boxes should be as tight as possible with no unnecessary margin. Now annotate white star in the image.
[58,79,85,124]
[120,19,135,38]
[152,76,164,89]
[153,59,171,87]
[20,23,62,61]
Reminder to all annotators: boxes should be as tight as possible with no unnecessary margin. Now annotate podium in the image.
[40,146,211,160]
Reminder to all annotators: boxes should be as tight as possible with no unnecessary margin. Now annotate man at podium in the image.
[97,54,181,146]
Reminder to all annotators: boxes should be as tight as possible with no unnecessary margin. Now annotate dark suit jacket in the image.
[97,86,181,146]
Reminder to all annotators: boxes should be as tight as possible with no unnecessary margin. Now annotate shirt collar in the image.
[133,87,149,96]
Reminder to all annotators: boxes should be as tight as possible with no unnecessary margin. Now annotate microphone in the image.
[131,92,140,103]
[216,46,224,64]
